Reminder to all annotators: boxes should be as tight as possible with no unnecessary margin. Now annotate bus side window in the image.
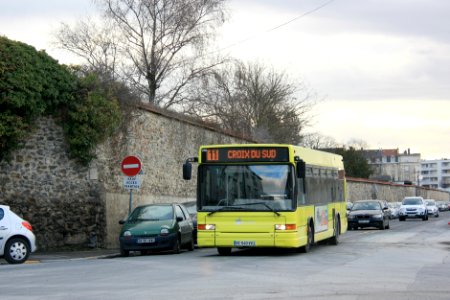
[297,177,306,205]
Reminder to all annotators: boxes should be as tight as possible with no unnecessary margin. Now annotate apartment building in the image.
[363,148,421,184]
[420,159,450,192]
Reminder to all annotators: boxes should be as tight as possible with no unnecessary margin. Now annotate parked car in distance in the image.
[119,203,195,256]
[424,199,439,218]
[436,201,449,212]
[346,202,353,215]
[182,201,197,244]
[347,200,390,230]
[398,196,428,221]
[376,199,392,219]
[388,202,401,219]
[0,205,37,264]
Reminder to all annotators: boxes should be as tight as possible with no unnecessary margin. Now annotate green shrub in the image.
[0,36,121,164]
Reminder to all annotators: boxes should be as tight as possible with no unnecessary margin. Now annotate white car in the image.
[388,202,401,219]
[425,199,439,218]
[398,196,428,221]
[0,205,37,264]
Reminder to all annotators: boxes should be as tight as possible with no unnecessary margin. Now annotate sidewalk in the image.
[26,248,120,263]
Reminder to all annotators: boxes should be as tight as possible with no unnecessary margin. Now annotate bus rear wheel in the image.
[217,247,232,256]
[329,217,340,245]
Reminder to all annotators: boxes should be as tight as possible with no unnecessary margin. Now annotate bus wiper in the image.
[208,206,246,216]
[238,202,281,216]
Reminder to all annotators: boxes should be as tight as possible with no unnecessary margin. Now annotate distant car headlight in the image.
[417,208,424,212]
[373,214,383,219]
[347,214,355,220]
[123,231,132,237]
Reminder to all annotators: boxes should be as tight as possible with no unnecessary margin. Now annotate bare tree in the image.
[55,0,227,108]
[301,132,339,149]
[55,18,119,81]
[346,138,369,150]
[184,60,315,144]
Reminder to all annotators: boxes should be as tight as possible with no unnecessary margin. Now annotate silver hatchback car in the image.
[0,205,37,264]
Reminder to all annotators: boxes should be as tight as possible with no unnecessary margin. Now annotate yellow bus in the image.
[183,144,347,255]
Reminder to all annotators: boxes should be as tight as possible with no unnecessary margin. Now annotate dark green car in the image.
[119,203,195,256]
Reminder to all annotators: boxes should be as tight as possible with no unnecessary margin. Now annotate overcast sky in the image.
[1,0,449,160]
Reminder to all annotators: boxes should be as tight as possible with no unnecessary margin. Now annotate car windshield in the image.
[183,202,197,214]
[128,205,173,222]
[426,201,436,206]
[351,202,381,211]
[402,198,422,205]
[199,164,294,212]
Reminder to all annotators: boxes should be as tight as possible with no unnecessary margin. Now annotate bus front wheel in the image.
[299,224,313,253]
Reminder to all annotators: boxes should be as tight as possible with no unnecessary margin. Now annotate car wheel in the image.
[379,222,385,230]
[217,247,232,256]
[187,236,195,251]
[435,213,439,218]
[120,247,129,257]
[173,237,181,254]
[299,223,313,253]
[4,238,30,264]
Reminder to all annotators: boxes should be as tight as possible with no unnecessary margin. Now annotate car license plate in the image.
[137,238,155,244]
[234,240,256,247]
[358,220,370,224]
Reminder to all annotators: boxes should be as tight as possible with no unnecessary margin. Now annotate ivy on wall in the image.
[0,36,121,165]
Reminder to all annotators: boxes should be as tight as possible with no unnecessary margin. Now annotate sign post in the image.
[121,156,142,215]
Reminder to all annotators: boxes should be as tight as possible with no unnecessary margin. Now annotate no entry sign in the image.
[121,156,142,177]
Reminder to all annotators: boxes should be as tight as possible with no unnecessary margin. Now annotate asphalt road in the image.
[1,212,449,300]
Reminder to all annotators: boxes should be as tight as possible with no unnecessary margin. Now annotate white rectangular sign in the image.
[123,176,141,189]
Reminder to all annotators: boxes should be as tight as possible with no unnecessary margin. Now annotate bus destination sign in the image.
[202,147,289,163]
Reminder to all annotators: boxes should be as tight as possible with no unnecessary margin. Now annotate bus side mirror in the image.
[296,160,306,179]
[183,162,192,180]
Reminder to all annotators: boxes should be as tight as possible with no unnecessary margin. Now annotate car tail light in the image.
[22,221,33,231]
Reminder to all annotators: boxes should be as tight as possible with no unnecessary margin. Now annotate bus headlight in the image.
[275,224,296,230]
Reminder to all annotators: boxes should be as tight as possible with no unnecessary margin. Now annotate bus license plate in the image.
[234,240,256,247]
[137,238,155,244]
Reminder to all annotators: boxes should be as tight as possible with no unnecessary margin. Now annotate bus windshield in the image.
[199,164,295,212]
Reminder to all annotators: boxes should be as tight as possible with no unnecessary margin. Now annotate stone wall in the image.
[347,177,450,202]
[0,118,106,250]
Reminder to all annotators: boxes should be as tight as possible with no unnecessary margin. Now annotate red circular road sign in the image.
[121,156,142,177]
